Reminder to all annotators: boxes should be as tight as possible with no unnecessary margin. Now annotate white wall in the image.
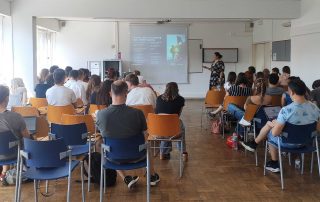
[37,18,60,32]
[0,0,10,16]
[53,21,116,69]
[291,0,320,88]
[119,22,253,98]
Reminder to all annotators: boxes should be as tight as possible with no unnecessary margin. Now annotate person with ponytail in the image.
[155,82,187,161]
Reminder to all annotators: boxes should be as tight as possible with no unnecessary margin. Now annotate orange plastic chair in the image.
[130,105,154,119]
[88,104,107,115]
[223,96,248,111]
[47,105,75,124]
[147,113,184,177]
[11,106,39,117]
[34,116,50,140]
[29,97,48,109]
[61,114,95,135]
[271,95,282,106]
[204,89,226,108]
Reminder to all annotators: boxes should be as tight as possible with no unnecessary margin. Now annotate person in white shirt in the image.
[125,74,156,108]
[10,78,28,106]
[64,70,87,105]
[46,68,77,107]
[78,69,89,91]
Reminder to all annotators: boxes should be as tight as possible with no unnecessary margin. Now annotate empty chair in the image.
[11,106,39,117]
[29,97,48,109]
[17,138,85,202]
[34,116,50,140]
[130,104,154,119]
[147,113,184,177]
[47,105,75,124]
[100,135,150,202]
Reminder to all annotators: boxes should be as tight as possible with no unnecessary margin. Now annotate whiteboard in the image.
[188,39,203,73]
[203,48,238,63]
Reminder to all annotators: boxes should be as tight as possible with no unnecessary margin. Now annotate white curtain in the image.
[37,28,55,74]
[0,16,11,86]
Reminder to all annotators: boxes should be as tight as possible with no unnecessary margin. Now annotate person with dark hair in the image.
[34,74,53,98]
[86,75,101,102]
[281,76,300,107]
[78,68,89,90]
[65,66,73,78]
[311,79,320,108]
[266,73,285,96]
[224,72,237,91]
[245,66,256,87]
[49,65,59,74]
[279,66,291,86]
[0,85,30,181]
[253,71,266,89]
[64,70,87,105]
[241,79,320,173]
[263,68,270,81]
[155,82,187,160]
[82,69,90,82]
[96,80,160,189]
[38,68,49,84]
[106,68,117,81]
[46,68,77,107]
[125,74,156,108]
[91,80,112,106]
[203,52,225,90]
[272,67,280,76]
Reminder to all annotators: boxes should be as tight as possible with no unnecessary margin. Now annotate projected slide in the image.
[130,24,188,84]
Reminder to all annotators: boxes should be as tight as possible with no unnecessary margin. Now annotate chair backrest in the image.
[29,97,48,108]
[61,114,95,135]
[23,138,67,168]
[47,105,75,124]
[0,131,19,157]
[88,104,107,115]
[130,105,154,119]
[271,95,282,106]
[243,104,260,122]
[11,106,39,117]
[223,96,248,111]
[103,134,146,162]
[34,116,50,139]
[147,113,180,137]
[204,89,226,106]
[281,122,318,145]
[51,123,88,146]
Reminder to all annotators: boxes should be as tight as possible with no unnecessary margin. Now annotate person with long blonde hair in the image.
[10,78,28,105]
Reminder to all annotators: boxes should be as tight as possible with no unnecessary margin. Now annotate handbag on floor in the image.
[211,119,221,134]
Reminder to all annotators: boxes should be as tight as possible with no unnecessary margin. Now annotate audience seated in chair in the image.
[64,70,87,105]
[223,71,237,92]
[266,73,285,96]
[310,79,320,108]
[46,68,77,107]
[241,79,320,173]
[279,66,291,87]
[90,80,112,107]
[0,85,30,181]
[10,78,28,106]
[34,68,54,98]
[96,80,160,189]
[78,68,89,91]
[125,74,157,108]
[155,82,187,160]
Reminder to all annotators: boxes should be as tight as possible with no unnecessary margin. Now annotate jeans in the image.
[160,120,186,155]
[227,104,245,121]
[268,131,304,149]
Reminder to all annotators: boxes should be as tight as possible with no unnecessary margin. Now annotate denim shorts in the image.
[267,131,304,149]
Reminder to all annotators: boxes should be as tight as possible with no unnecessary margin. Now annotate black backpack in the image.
[83,152,117,187]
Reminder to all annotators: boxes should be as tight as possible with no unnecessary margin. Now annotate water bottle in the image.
[232,133,238,150]
[295,158,301,170]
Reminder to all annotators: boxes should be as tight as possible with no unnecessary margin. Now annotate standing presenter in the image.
[203,52,225,90]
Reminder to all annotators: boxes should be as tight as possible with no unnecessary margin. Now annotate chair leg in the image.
[264,141,268,176]
[179,140,183,178]
[301,153,305,175]
[288,153,291,166]
[100,153,104,202]
[103,170,106,194]
[278,140,284,190]
[316,138,320,176]
[45,180,49,194]
[67,157,72,202]
[81,161,85,202]
[146,144,150,202]
[34,180,38,202]
[88,151,91,192]
[18,155,24,202]
[201,106,203,131]
[253,124,258,167]
[222,113,225,139]
[311,152,314,174]
[14,151,21,202]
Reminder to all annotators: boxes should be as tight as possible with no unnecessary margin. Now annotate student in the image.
[34,75,53,98]
[78,69,89,91]
[241,79,320,172]
[253,71,266,89]
[310,79,320,108]
[38,68,49,84]
[86,75,101,103]
[91,80,112,106]
[272,67,280,76]
[125,74,157,108]
[263,68,270,81]
[245,66,256,88]
[10,78,28,106]
[155,82,187,160]
[49,65,59,74]
[281,76,299,107]
[65,66,73,78]
[96,80,160,189]
[46,68,77,107]
[64,70,87,105]
[266,73,285,96]
[0,85,30,182]
[106,68,117,81]
[279,66,291,87]
[224,72,237,91]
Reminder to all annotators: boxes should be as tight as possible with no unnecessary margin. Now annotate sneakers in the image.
[124,176,139,189]
[150,173,160,186]
[265,160,280,173]
[240,140,258,152]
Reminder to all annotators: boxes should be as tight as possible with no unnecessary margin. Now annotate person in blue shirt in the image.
[34,73,54,98]
[241,79,320,173]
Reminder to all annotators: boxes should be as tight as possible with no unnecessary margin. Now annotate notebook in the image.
[23,116,37,134]
[263,106,281,121]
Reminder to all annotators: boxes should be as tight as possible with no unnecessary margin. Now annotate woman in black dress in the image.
[203,52,225,90]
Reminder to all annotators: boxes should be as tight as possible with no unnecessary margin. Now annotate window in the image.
[37,27,55,75]
[0,15,13,86]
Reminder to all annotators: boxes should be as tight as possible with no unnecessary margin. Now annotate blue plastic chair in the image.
[0,131,20,202]
[17,138,85,202]
[50,123,92,191]
[264,122,319,190]
[100,134,150,202]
